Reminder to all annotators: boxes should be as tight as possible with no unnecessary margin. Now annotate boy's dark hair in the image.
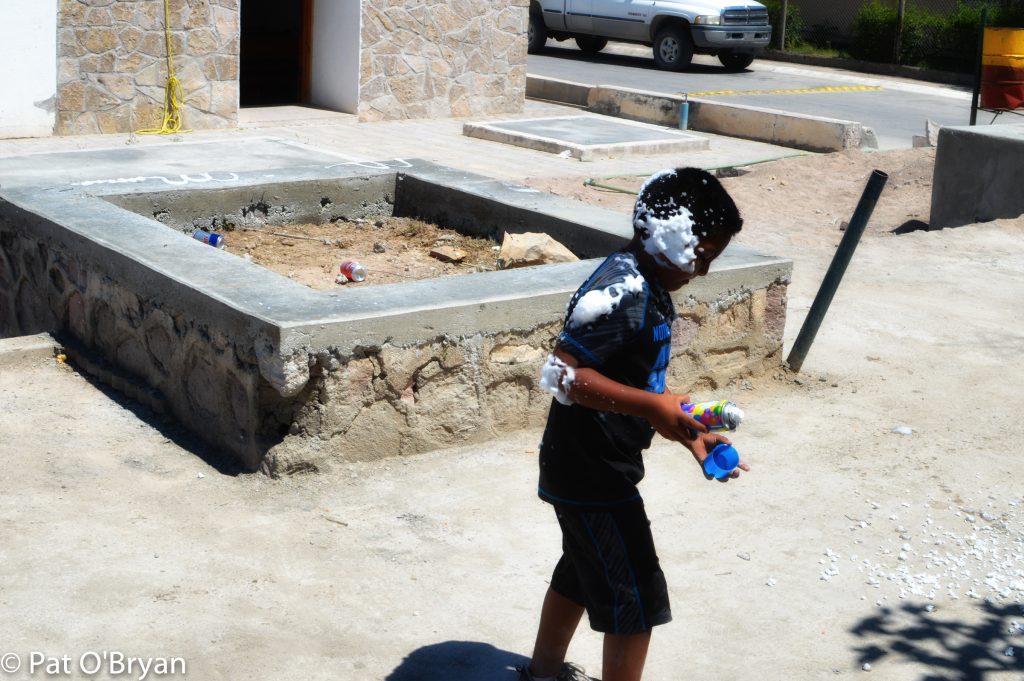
[632,167,743,240]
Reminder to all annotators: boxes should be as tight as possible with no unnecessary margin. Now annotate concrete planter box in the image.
[0,160,791,474]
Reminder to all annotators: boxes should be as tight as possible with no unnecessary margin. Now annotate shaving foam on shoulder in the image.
[540,353,576,406]
[568,274,644,327]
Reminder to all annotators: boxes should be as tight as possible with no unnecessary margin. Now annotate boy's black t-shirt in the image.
[538,250,677,508]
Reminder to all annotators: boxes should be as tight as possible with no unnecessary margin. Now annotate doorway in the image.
[239,0,313,107]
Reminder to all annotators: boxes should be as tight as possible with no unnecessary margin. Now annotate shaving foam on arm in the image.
[540,353,576,406]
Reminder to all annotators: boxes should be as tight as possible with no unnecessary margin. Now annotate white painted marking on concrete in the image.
[76,171,241,187]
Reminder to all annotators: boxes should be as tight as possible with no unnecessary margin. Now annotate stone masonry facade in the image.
[57,0,239,135]
[359,0,528,121]
[53,0,527,135]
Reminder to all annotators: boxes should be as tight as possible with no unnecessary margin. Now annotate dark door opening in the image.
[240,0,312,107]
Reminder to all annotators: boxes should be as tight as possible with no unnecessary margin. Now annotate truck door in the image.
[591,0,653,41]
[538,0,568,31]
[566,0,593,33]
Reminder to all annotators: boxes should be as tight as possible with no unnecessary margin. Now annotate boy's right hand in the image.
[646,391,708,443]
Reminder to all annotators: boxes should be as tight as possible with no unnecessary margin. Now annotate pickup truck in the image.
[529,0,773,71]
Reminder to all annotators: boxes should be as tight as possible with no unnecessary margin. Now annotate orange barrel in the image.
[980,27,1024,110]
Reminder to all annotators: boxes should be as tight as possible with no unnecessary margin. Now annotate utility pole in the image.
[894,0,906,63]
[779,0,788,51]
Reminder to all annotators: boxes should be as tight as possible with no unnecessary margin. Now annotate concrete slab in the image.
[0,332,60,367]
[0,137,352,190]
[463,115,708,161]
[525,76,875,153]
[0,99,806,186]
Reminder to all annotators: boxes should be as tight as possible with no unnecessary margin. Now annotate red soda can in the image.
[339,260,368,282]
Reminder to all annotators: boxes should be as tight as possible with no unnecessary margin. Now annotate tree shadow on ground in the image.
[384,641,528,681]
[851,600,1024,680]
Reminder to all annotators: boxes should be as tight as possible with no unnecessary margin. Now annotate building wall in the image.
[310,0,361,114]
[51,0,529,135]
[358,0,528,121]
[56,0,239,135]
[0,0,58,139]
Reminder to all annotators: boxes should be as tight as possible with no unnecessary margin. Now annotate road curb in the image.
[527,75,875,153]
[760,50,974,88]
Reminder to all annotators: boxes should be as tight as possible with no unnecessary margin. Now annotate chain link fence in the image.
[767,0,1024,73]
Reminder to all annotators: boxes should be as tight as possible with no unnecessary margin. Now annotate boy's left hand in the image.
[681,432,751,480]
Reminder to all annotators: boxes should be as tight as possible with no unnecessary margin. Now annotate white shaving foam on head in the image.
[569,275,644,327]
[540,354,576,405]
[634,170,701,273]
[637,206,699,272]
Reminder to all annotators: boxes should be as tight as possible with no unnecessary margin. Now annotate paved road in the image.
[528,43,981,149]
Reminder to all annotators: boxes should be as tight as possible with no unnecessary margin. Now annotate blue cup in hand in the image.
[703,443,739,480]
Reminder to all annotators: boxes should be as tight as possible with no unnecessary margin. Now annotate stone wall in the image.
[57,0,239,135]
[0,223,265,467]
[52,0,528,134]
[359,0,528,121]
[266,282,789,474]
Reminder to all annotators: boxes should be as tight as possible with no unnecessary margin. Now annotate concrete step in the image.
[0,332,61,368]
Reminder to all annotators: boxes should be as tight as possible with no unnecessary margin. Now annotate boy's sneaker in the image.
[516,661,591,681]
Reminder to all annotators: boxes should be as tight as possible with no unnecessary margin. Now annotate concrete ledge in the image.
[586,84,871,153]
[0,333,60,367]
[930,124,1024,229]
[526,76,873,152]
[0,152,792,472]
[525,75,591,108]
[686,97,872,152]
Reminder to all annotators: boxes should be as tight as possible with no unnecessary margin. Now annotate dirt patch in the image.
[215,149,937,291]
[522,148,937,258]
[222,216,500,289]
[4,139,1024,681]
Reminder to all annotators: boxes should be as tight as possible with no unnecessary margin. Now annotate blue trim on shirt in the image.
[558,332,603,367]
[637,282,650,333]
[578,252,620,293]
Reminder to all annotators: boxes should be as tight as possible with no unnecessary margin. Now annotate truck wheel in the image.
[528,13,547,54]
[719,50,755,71]
[575,35,608,53]
[653,26,694,71]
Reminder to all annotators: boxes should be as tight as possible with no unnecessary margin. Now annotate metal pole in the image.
[970,8,988,126]
[778,0,788,51]
[894,0,906,64]
[786,170,889,373]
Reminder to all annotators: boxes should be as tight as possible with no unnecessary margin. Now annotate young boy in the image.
[520,167,749,681]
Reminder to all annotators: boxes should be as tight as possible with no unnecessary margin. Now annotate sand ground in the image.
[2,147,1023,681]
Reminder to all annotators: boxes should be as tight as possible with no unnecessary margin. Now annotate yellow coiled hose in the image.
[137,0,189,135]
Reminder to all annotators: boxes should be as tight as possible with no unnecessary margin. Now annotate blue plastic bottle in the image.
[703,443,740,480]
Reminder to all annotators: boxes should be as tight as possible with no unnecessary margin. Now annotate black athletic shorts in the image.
[550,501,672,634]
